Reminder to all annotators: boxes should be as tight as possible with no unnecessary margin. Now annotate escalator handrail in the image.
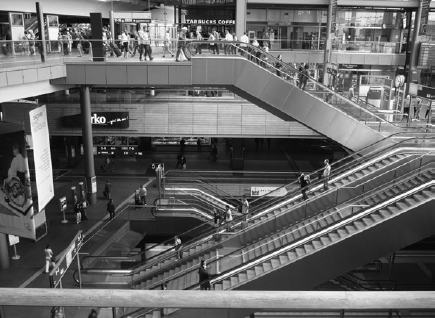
[131,157,433,289]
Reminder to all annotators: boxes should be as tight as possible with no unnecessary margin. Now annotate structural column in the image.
[0,234,10,270]
[322,0,334,86]
[406,1,423,93]
[80,86,97,205]
[235,0,247,38]
[36,2,46,63]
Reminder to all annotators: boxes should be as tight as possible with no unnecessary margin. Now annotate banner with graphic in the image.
[29,105,54,212]
[0,129,36,239]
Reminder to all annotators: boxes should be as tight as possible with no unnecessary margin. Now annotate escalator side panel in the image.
[232,199,435,292]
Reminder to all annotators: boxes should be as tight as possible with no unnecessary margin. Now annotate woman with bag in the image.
[45,244,56,273]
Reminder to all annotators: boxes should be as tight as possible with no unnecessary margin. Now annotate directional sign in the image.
[49,231,83,288]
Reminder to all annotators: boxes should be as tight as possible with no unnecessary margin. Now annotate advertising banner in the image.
[29,105,54,212]
[62,112,129,129]
[0,129,36,240]
[251,186,287,197]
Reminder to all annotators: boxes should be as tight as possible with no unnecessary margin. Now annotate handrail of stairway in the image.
[184,40,427,131]
[79,135,435,278]
[78,134,434,280]
[128,153,433,289]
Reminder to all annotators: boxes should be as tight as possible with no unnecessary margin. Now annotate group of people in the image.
[298,159,331,201]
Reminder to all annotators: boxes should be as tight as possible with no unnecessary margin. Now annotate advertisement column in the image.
[29,105,54,212]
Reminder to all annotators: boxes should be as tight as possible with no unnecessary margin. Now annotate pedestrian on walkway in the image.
[224,205,233,231]
[107,198,115,220]
[104,179,111,200]
[322,159,331,191]
[139,185,147,205]
[298,172,310,201]
[75,200,82,224]
[213,208,222,226]
[45,244,55,274]
[414,98,422,120]
[241,195,249,215]
[208,144,218,162]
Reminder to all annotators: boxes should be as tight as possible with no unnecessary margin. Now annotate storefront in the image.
[246,7,327,50]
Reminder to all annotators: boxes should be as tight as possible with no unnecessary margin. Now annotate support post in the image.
[80,86,97,204]
[322,0,334,86]
[405,2,423,94]
[90,13,104,61]
[235,0,247,38]
[36,2,46,62]
[109,11,115,43]
[0,234,9,270]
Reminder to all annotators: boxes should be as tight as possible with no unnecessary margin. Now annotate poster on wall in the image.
[0,127,36,240]
[29,105,54,212]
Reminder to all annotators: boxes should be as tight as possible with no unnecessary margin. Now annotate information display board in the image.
[418,43,435,68]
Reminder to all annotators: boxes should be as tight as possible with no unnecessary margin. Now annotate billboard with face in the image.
[0,129,36,240]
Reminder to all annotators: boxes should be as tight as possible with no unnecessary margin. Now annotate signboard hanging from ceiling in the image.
[113,12,151,23]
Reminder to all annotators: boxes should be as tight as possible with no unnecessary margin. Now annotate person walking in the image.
[239,31,249,57]
[139,185,147,205]
[241,195,249,215]
[224,205,233,231]
[75,199,82,224]
[120,30,130,58]
[107,198,115,220]
[104,179,111,200]
[298,172,310,201]
[175,27,188,62]
[322,159,331,191]
[208,144,218,162]
[143,26,153,61]
[162,30,174,58]
[414,98,422,120]
[195,30,203,55]
[198,260,211,290]
[212,28,220,55]
[45,244,55,274]
[300,64,310,90]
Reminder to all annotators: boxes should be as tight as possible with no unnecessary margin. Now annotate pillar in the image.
[322,1,333,86]
[109,11,115,43]
[0,234,10,270]
[36,2,46,62]
[80,86,97,204]
[236,0,247,38]
[406,2,423,94]
[90,13,104,62]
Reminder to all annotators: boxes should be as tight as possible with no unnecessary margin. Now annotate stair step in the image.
[254,265,264,275]
[295,247,306,257]
[304,243,315,254]
[320,236,332,245]
[270,258,281,268]
[311,239,323,249]
[279,255,289,264]
[230,276,239,287]
[262,261,272,272]
[287,251,298,260]
[246,269,255,279]
[238,272,248,283]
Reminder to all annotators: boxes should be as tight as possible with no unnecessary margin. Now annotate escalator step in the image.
[230,276,239,287]
[287,251,298,260]
[345,224,357,234]
[353,220,366,230]
[370,213,383,222]
[337,228,348,237]
[312,239,323,249]
[222,280,231,290]
[295,247,306,257]
[279,255,289,264]
[395,202,409,210]
[263,262,272,272]
[404,198,418,207]
[238,272,248,283]
[422,190,434,198]
[386,206,400,215]
[247,269,256,279]
[214,283,223,290]
[320,236,331,245]
[270,258,281,268]
[254,265,264,275]
[413,194,426,202]
[328,232,340,241]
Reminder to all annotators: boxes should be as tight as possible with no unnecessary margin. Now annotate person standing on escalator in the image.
[322,159,331,191]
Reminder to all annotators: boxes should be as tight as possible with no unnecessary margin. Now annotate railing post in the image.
[112,307,117,318]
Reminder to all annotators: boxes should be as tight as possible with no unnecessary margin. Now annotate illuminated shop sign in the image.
[185,19,235,25]
[168,0,234,6]
[62,112,129,128]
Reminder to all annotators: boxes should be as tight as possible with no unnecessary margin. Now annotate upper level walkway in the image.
[1,41,431,152]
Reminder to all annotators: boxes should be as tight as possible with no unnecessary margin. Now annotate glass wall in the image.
[334,10,408,53]
[247,8,327,50]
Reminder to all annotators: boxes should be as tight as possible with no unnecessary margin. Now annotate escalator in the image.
[76,134,434,290]
[185,42,406,152]
[126,162,434,318]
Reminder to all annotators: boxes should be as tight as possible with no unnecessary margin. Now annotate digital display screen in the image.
[96,145,140,156]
